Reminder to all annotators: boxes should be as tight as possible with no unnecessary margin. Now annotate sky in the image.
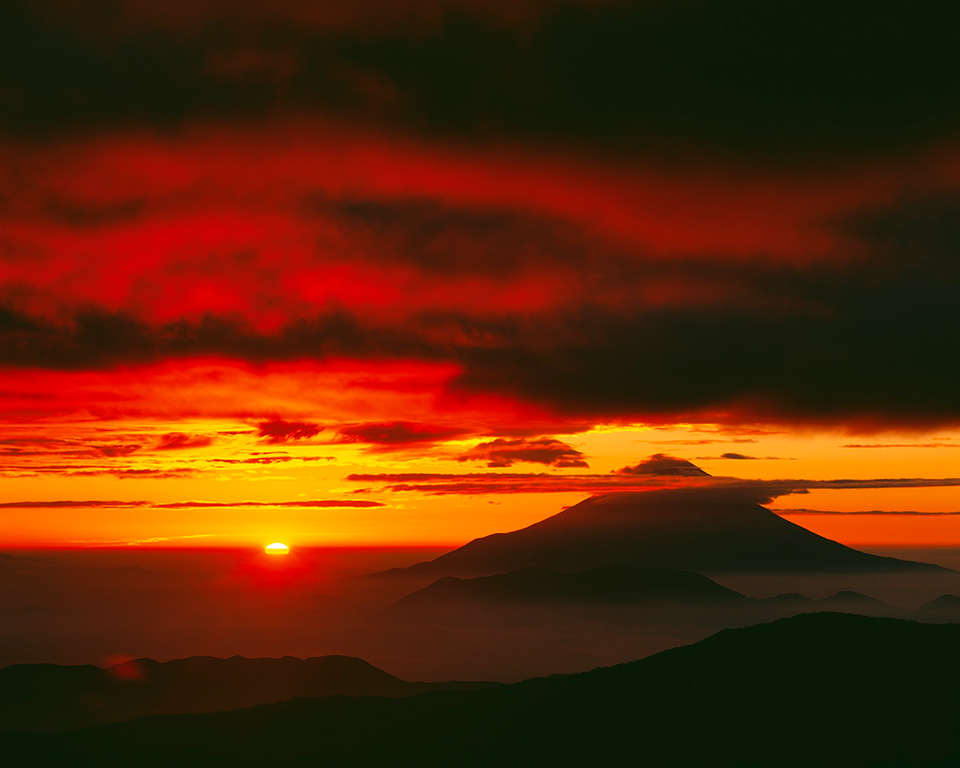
[3,0,960,549]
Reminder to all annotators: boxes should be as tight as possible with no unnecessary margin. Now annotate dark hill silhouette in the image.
[379,487,943,578]
[918,594,960,622]
[921,593,960,611]
[6,613,960,766]
[0,655,495,732]
[390,567,905,624]
[820,590,887,607]
[392,565,750,610]
[767,590,809,604]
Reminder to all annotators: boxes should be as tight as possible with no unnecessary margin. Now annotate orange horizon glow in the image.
[3,432,960,550]
[2,416,960,549]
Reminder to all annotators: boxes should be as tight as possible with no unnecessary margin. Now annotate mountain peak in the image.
[615,454,711,477]
[388,486,943,578]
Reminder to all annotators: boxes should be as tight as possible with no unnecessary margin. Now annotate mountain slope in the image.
[384,487,943,578]
[6,613,960,766]
[391,566,906,612]
[0,654,495,732]
[392,565,750,609]
[921,593,960,610]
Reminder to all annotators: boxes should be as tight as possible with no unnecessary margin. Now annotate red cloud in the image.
[347,471,695,495]
[96,444,142,457]
[0,359,549,437]
[2,124,922,337]
[616,454,711,477]
[153,433,213,450]
[0,498,383,509]
[2,129,959,430]
[457,437,588,468]
[152,499,384,508]
[256,418,322,443]
[348,471,960,498]
[337,421,467,446]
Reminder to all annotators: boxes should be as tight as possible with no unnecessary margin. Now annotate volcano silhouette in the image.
[385,486,942,578]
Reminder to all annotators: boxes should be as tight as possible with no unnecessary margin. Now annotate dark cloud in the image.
[347,471,654,496]
[42,197,147,227]
[348,472,571,482]
[0,463,106,473]
[211,456,294,464]
[785,478,960,491]
[153,433,213,451]
[651,439,760,446]
[4,1,959,162]
[346,470,701,495]
[65,468,195,479]
[210,455,336,465]
[0,438,77,447]
[0,498,383,509]
[842,443,957,449]
[695,453,793,461]
[347,470,960,497]
[616,454,710,477]
[447,193,960,427]
[304,196,589,279]
[337,1,960,162]
[597,485,788,509]
[0,309,418,370]
[5,189,959,429]
[337,421,467,446]
[256,419,322,443]
[774,508,960,516]
[95,444,142,457]
[457,437,588,468]
[3,189,960,433]
[0,437,139,459]
[0,2,959,436]
[0,499,149,508]
[152,499,384,509]
[0,447,91,458]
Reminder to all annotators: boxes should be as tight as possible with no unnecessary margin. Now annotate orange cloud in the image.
[457,437,588,468]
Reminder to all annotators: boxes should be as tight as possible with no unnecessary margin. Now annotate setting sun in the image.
[264,542,290,555]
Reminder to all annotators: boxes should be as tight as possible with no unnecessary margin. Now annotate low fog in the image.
[4,545,960,682]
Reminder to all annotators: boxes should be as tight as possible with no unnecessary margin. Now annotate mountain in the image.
[918,594,960,621]
[392,565,750,610]
[6,613,960,766]
[0,654,495,732]
[390,567,905,626]
[921,594,960,610]
[380,487,943,578]
[819,590,889,607]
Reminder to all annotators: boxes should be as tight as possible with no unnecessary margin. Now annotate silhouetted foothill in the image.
[393,565,749,609]
[6,614,960,766]
[0,655,496,732]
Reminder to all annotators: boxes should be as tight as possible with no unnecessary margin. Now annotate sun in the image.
[264,542,290,555]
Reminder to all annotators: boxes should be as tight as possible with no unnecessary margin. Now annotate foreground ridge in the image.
[5,613,960,766]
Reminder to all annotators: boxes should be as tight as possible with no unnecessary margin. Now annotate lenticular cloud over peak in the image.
[616,455,711,477]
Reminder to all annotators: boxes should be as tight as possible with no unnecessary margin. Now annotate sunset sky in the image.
[3,0,960,549]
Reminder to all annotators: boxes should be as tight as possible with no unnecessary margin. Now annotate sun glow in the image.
[264,542,290,555]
